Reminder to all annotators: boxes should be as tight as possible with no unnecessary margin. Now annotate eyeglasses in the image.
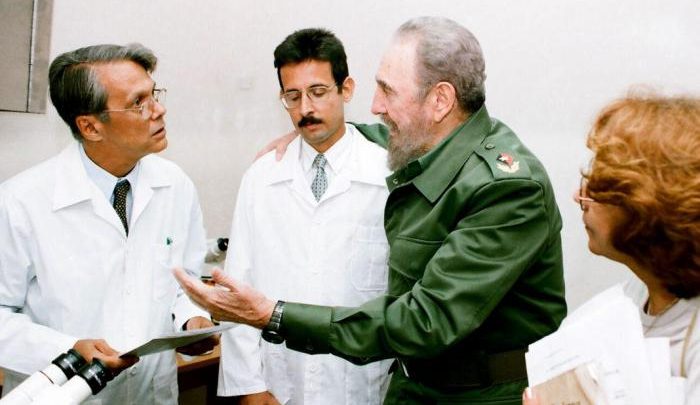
[280,84,338,109]
[576,177,596,210]
[102,88,167,119]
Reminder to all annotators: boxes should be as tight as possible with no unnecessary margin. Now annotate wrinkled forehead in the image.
[375,37,419,91]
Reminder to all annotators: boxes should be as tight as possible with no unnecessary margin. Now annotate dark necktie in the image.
[311,154,328,201]
[112,179,130,235]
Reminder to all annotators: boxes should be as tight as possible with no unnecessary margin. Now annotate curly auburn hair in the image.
[585,94,700,298]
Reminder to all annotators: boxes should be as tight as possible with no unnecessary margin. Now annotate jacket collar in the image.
[342,125,388,187]
[52,142,172,235]
[386,106,492,202]
[131,154,172,224]
[53,143,171,209]
[52,143,95,211]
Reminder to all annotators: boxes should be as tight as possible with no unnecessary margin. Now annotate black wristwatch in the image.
[261,300,285,344]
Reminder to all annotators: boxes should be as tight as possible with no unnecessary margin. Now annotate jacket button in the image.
[485,143,495,150]
[392,179,398,185]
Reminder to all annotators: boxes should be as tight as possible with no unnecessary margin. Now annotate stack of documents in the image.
[525,285,685,404]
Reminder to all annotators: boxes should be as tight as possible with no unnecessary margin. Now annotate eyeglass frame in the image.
[279,83,339,110]
[577,176,596,210]
[101,88,167,119]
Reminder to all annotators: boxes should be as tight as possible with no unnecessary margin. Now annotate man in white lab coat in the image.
[0,44,217,404]
[217,29,392,404]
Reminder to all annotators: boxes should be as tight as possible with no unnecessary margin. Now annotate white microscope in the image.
[203,237,229,279]
[0,350,113,405]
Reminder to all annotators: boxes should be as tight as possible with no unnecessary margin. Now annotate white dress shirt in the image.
[79,144,139,221]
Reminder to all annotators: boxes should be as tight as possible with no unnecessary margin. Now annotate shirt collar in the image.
[266,124,387,186]
[386,106,492,202]
[79,143,140,202]
[300,123,352,177]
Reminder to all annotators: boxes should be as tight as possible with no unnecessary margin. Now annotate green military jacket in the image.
[281,106,566,370]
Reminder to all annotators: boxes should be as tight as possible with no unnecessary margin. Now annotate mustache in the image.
[298,115,323,127]
[380,114,398,133]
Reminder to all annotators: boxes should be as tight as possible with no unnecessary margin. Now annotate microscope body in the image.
[29,377,93,405]
[0,364,68,405]
[0,350,112,405]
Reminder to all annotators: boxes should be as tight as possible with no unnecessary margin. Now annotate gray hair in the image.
[48,43,157,140]
[396,17,486,114]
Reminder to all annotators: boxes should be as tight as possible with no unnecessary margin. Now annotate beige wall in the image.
[1,0,698,308]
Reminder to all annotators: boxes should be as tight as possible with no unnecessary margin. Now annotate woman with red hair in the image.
[525,94,700,404]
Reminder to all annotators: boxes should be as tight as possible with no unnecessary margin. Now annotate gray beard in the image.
[384,116,432,172]
[387,135,431,171]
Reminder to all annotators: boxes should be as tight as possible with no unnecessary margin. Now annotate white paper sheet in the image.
[119,323,234,357]
[526,285,662,405]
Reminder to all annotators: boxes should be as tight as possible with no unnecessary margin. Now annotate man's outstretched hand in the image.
[173,268,275,329]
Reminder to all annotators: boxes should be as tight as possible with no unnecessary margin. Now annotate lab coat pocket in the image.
[153,242,182,301]
[262,344,292,403]
[349,225,389,291]
[153,369,179,405]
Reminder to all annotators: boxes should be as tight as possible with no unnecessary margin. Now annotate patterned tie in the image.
[112,179,130,235]
[311,154,328,202]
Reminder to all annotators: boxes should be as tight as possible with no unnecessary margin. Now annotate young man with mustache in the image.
[216,29,392,405]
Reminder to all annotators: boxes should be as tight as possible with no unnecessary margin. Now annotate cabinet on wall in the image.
[0,0,53,113]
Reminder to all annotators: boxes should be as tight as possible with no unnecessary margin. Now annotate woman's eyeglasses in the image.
[576,177,596,210]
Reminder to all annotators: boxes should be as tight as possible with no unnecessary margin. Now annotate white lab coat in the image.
[0,143,209,405]
[218,126,393,405]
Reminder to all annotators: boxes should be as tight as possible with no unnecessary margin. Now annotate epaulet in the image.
[473,140,531,180]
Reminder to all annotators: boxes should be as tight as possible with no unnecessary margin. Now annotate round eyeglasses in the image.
[280,84,337,109]
[102,88,166,119]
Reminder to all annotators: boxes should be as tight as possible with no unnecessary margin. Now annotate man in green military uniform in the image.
[176,16,566,404]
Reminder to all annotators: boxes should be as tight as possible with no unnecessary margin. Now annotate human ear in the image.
[75,115,102,142]
[341,77,355,102]
[431,81,457,122]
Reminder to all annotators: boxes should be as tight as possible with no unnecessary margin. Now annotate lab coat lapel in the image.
[264,137,318,205]
[52,143,126,235]
[335,127,388,189]
[289,159,319,205]
[132,179,153,227]
[321,171,350,202]
[131,155,171,227]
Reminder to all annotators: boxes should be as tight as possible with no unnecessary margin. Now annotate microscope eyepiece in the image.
[51,349,86,380]
[77,359,114,395]
[217,237,229,252]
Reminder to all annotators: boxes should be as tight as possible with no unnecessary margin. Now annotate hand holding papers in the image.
[119,323,234,358]
[525,285,684,405]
